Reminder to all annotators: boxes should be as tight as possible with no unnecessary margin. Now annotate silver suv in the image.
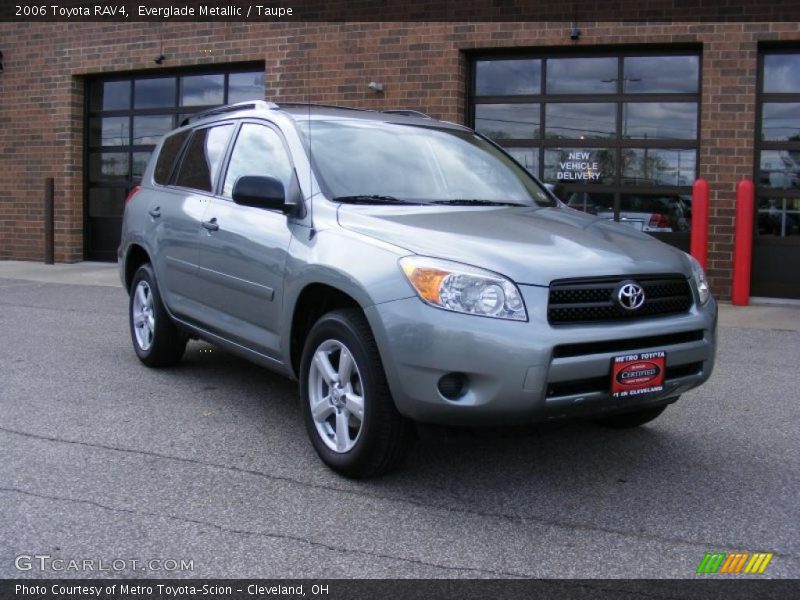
[119,101,717,478]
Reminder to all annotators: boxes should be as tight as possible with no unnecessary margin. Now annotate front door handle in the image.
[202,218,219,232]
[148,207,161,218]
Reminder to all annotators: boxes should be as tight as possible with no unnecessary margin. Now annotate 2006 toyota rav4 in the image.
[119,100,717,478]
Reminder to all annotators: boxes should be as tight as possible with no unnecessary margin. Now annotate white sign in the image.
[557,151,602,181]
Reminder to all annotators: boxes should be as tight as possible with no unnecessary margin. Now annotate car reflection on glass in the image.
[565,192,692,233]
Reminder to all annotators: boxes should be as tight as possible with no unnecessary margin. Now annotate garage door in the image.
[84,66,264,261]
[469,49,701,251]
[752,49,800,299]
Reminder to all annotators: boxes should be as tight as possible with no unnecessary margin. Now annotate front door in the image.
[196,121,296,357]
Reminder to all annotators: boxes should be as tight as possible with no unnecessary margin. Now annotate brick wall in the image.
[0,21,798,298]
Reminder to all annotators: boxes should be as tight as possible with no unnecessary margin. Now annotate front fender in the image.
[279,225,416,365]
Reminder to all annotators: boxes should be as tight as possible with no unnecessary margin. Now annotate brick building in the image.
[1,20,799,299]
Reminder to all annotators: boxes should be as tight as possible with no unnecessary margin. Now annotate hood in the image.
[337,204,690,286]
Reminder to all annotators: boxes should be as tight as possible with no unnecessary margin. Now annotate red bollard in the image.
[690,179,709,270]
[732,179,755,306]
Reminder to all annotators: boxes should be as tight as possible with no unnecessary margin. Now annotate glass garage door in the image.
[752,50,800,298]
[84,66,265,261]
[469,50,701,251]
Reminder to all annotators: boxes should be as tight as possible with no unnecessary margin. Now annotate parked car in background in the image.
[565,192,691,233]
[119,101,717,478]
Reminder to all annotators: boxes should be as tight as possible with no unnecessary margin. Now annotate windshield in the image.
[295,119,556,207]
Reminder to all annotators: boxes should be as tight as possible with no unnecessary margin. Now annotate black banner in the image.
[2,580,800,600]
[1,0,800,22]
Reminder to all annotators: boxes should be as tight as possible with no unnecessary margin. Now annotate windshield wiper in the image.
[333,195,418,205]
[431,199,527,207]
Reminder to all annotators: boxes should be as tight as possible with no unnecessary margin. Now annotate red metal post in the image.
[732,179,755,306]
[690,179,709,270]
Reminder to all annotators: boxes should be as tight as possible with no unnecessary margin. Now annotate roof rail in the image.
[276,102,370,112]
[381,109,432,119]
[180,100,278,126]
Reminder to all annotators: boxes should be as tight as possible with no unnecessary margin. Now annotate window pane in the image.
[543,148,616,184]
[621,149,696,186]
[134,78,176,108]
[761,103,800,142]
[475,60,541,96]
[181,74,225,106]
[154,130,190,185]
[228,71,265,103]
[619,193,691,232]
[545,103,616,139]
[757,197,800,237]
[133,115,174,145]
[759,150,800,190]
[223,124,293,197]
[546,58,617,94]
[504,148,539,175]
[474,103,539,139]
[763,54,800,93]
[174,125,233,192]
[562,191,615,216]
[132,152,152,182]
[89,153,128,182]
[623,103,697,140]
[90,80,130,111]
[89,116,129,147]
[623,56,699,93]
[88,187,127,218]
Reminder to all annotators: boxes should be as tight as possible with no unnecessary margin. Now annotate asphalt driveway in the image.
[0,272,797,578]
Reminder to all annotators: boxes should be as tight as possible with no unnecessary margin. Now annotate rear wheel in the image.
[300,309,414,478]
[592,403,670,429]
[129,263,187,367]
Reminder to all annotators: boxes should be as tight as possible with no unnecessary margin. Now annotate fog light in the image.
[438,373,467,400]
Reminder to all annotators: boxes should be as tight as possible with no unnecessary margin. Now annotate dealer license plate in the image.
[611,351,666,398]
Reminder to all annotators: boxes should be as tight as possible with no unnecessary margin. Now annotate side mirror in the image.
[232,175,292,213]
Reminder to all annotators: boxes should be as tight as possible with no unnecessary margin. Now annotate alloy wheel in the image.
[308,339,365,453]
[131,280,155,351]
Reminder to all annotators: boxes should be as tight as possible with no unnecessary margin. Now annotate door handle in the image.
[148,207,161,218]
[202,218,219,232]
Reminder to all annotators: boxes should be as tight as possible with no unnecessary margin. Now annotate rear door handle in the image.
[202,218,219,232]
[148,207,161,218]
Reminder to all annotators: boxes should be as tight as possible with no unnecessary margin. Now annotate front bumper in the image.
[365,285,717,426]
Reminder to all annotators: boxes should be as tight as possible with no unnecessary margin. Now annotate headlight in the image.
[399,256,527,321]
[687,253,710,304]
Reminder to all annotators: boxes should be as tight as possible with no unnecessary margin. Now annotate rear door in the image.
[149,123,234,321]
[194,121,295,357]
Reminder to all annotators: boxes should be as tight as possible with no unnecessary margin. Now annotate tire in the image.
[300,309,414,478]
[592,403,671,429]
[129,263,187,367]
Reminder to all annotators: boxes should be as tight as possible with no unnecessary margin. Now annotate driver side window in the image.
[222,123,293,198]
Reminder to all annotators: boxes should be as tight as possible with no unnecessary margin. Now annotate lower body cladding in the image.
[365,285,717,426]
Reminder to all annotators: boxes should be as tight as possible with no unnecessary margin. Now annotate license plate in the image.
[611,351,666,398]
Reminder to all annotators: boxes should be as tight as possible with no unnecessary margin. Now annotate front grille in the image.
[546,362,703,398]
[548,274,693,324]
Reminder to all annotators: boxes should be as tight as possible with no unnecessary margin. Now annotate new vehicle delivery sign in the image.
[611,351,666,397]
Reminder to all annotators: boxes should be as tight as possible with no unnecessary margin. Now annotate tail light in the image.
[648,213,671,229]
[124,185,142,204]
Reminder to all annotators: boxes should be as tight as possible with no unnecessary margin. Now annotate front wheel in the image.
[129,263,187,367]
[592,403,671,429]
[300,309,414,478]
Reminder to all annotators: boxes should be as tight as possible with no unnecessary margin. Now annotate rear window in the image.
[174,125,233,192]
[153,130,190,185]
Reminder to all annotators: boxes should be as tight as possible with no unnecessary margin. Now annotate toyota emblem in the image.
[617,282,645,310]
